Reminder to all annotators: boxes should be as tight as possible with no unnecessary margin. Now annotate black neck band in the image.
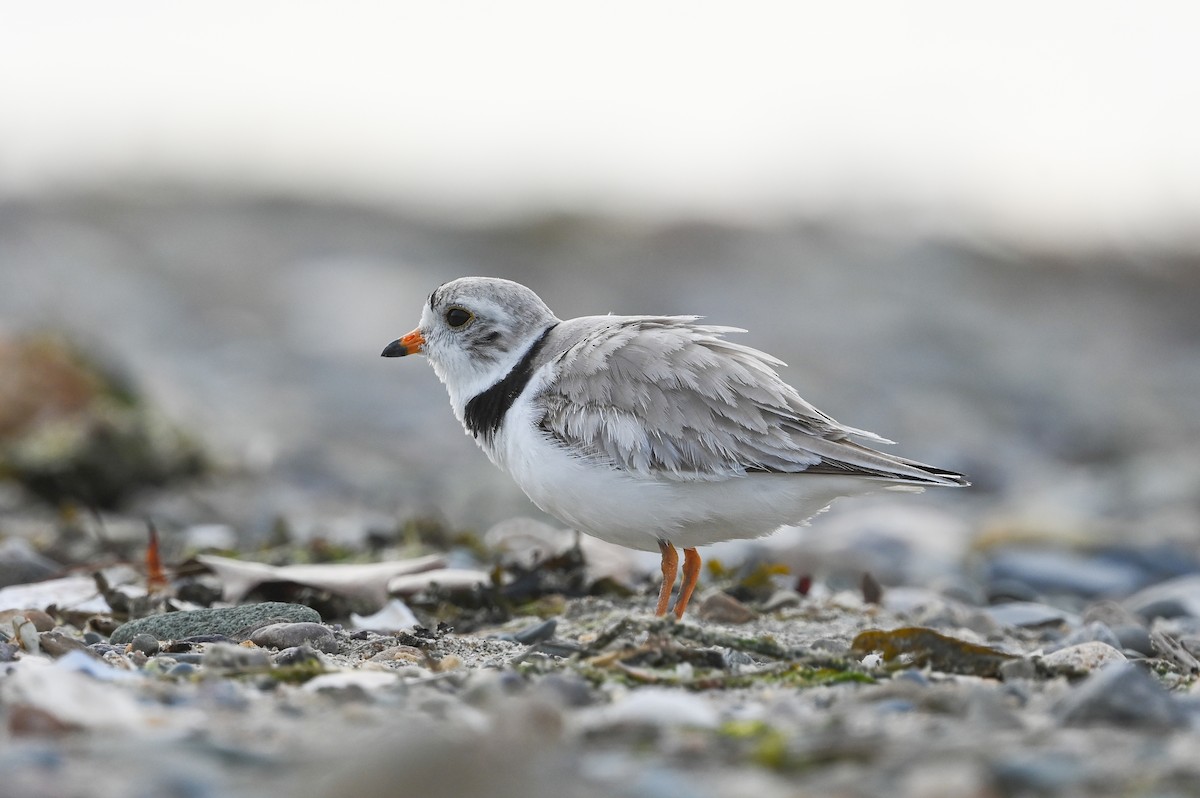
[463,323,558,442]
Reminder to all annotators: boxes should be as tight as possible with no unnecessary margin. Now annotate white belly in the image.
[480,393,885,553]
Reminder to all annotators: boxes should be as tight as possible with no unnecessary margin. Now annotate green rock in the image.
[109,602,321,645]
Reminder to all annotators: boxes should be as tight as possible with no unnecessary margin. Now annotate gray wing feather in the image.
[535,316,964,485]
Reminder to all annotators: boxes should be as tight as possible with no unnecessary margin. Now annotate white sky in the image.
[2,1,1198,246]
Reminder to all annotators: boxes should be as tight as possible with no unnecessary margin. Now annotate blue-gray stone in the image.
[986,578,1042,604]
[990,754,1087,795]
[1055,662,1188,730]
[986,548,1145,599]
[110,602,321,645]
[1123,575,1200,620]
[984,601,1078,629]
[512,618,557,645]
[168,662,198,678]
[1112,624,1154,657]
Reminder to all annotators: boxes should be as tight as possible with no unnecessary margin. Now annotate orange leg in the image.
[655,540,679,616]
[673,547,702,619]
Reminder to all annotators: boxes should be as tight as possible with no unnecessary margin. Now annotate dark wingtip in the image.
[381,340,408,357]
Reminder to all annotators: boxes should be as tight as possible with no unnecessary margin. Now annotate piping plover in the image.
[383,277,967,618]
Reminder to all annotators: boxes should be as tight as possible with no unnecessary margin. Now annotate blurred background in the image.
[1,2,1197,574]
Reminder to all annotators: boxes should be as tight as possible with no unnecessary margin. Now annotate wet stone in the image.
[248,622,338,654]
[109,602,321,645]
[1055,662,1189,730]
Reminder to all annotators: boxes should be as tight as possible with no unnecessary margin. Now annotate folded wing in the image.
[536,316,966,486]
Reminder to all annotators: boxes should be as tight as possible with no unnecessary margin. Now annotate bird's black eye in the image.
[445,307,473,328]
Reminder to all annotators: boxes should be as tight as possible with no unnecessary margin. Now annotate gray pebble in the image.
[109,602,321,645]
[0,538,63,589]
[761,589,802,612]
[990,753,1087,795]
[203,642,272,672]
[1055,662,1189,730]
[129,633,160,656]
[1112,624,1154,657]
[998,658,1039,682]
[1041,642,1126,673]
[274,645,323,667]
[535,673,595,707]
[249,622,338,654]
[0,642,18,662]
[168,662,197,678]
[966,687,1025,730]
[512,618,557,645]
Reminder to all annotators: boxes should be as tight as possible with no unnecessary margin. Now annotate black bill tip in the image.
[381,340,409,357]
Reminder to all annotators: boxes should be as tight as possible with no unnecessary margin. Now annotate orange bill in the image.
[381,329,425,357]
